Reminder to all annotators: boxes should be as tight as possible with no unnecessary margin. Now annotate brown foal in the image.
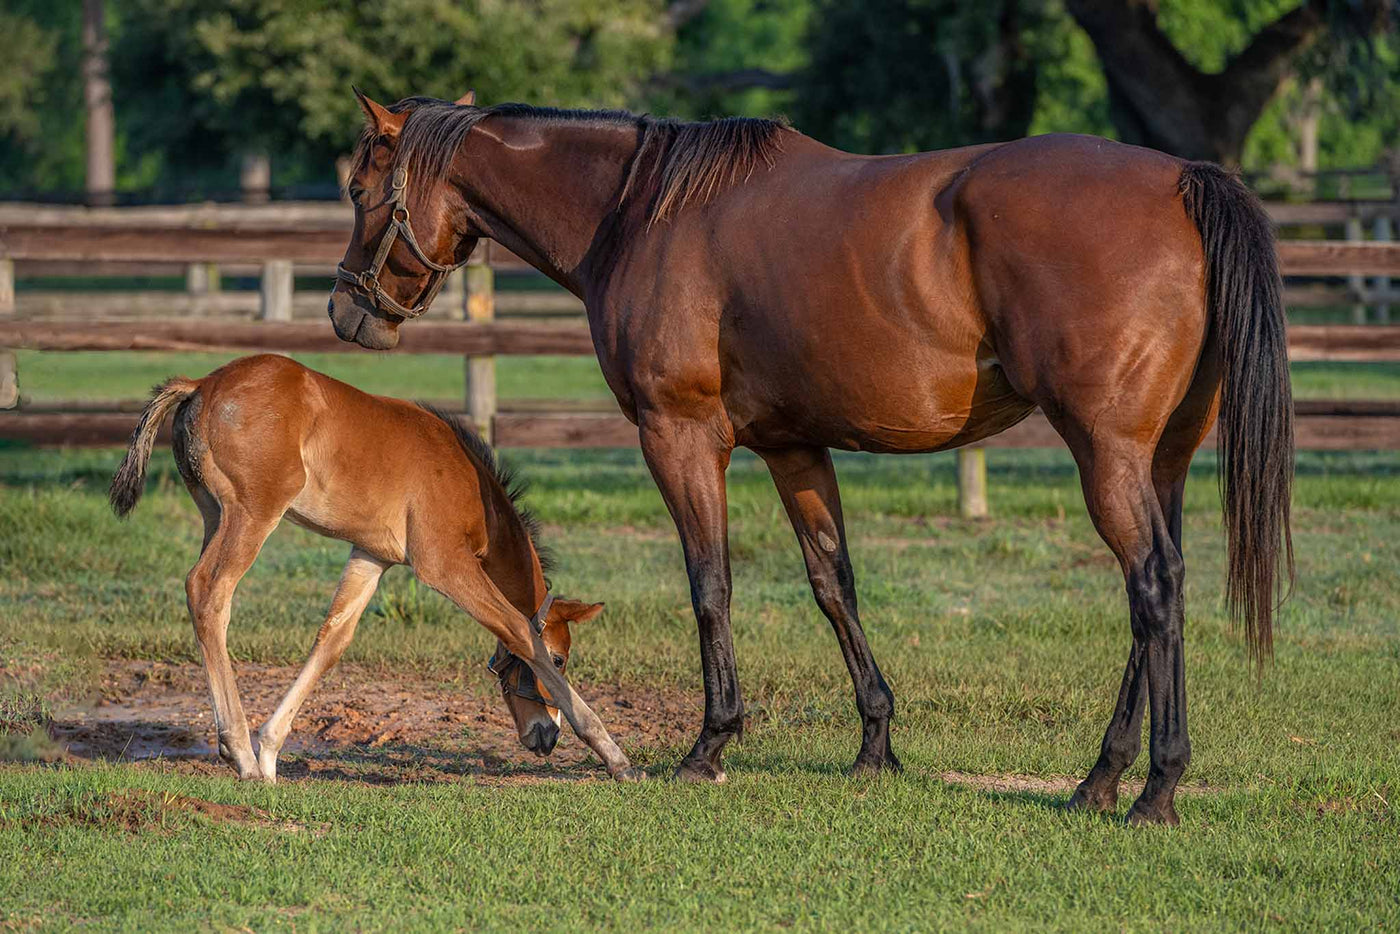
[110,353,640,783]
[329,93,1294,824]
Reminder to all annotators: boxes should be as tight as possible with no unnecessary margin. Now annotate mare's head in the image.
[490,598,605,756]
[329,89,483,350]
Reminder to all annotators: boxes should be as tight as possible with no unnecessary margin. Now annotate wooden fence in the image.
[2,197,1399,517]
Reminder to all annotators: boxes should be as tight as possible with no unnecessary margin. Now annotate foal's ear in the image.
[352,86,405,139]
[556,600,605,624]
[455,89,477,107]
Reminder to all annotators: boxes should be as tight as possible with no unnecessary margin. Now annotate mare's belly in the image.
[724,345,1034,454]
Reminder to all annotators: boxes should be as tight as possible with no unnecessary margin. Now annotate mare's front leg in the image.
[413,554,639,781]
[756,446,899,774]
[255,548,389,782]
[639,415,740,783]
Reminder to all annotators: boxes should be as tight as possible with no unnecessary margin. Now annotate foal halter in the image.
[335,165,467,319]
[486,593,557,708]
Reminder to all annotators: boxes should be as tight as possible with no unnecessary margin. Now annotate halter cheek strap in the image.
[335,165,467,319]
[486,592,558,708]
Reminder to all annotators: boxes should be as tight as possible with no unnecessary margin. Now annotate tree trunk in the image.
[82,0,115,206]
[1064,0,1329,164]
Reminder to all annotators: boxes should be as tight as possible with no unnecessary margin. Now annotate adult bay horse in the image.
[329,92,1293,825]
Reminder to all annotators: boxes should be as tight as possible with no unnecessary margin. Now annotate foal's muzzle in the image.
[524,721,560,757]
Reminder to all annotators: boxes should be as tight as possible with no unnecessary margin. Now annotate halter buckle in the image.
[391,165,408,191]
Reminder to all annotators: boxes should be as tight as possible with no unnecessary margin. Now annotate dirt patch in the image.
[19,789,321,834]
[47,660,696,785]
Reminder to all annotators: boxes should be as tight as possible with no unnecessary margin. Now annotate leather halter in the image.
[335,165,466,319]
[486,593,557,708]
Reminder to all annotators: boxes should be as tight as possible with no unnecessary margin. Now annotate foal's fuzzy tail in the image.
[1179,162,1295,666]
[110,378,199,518]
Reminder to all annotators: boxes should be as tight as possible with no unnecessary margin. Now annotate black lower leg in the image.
[1125,540,1190,826]
[807,549,898,773]
[675,560,743,782]
[1068,637,1147,812]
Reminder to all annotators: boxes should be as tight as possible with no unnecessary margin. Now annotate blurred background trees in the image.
[0,0,1394,201]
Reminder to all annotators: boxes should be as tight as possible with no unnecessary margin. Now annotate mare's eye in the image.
[348,186,365,202]
[551,654,565,669]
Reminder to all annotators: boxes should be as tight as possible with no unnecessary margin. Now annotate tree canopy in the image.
[1,0,1394,198]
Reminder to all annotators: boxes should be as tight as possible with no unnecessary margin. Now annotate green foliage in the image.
[651,0,811,119]
[112,0,673,184]
[793,0,1045,153]
[0,3,85,193]
[1,0,1395,196]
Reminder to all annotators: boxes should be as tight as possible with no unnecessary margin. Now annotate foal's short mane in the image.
[351,97,788,224]
[419,405,552,577]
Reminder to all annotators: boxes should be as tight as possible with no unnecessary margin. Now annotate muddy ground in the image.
[46,660,696,785]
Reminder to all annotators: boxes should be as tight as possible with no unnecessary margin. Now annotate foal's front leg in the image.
[255,549,389,783]
[414,555,640,780]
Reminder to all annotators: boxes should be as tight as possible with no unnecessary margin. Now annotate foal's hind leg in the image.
[185,503,282,780]
[255,548,389,782]
[757,446,899,774]
[1067,442,1190,825]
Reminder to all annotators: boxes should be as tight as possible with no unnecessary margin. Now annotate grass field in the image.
[2,353,1398,930]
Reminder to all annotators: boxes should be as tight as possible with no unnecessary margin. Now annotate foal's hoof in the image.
[848,751,903,777]
[1065,781,1118,814]
[672,759,727,784]
[612,766,648,783]
[1125,798,1181,827]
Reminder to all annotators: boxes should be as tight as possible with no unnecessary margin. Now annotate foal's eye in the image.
[551,654,565,669]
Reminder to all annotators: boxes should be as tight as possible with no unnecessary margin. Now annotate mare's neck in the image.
[453,118,639,297]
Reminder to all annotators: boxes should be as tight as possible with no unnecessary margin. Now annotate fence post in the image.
[185,262,220,294]
[957,447,987,519]
[441,267,466,320]
[1376,214,1393,324]
[0,258,14,409]
[259,259,294,321]
[464,255,497,444]
[1345,215,1367,323]
[0,257,13,314]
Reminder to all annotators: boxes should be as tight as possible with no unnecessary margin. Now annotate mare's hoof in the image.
[1125,798,1180,827]
[848,751,903,776]
[1066,781,1118,814]
[672,759,727,784]
[613,766,647,783]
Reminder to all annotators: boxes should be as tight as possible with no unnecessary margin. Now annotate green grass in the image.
[15,350,1400,403]
[14,349,614,403]
[1,436,1397,930]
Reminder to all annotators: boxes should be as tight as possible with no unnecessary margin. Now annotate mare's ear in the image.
[556,600,605,624]
[455,89,477,106]
[352,86,405,139]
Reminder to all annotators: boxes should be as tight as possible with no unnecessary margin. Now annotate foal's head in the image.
[329,89,483,350]
[490,598,605,756]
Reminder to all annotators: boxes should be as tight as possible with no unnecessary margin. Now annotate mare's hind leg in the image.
[1066,440,1190,825]
[255,548,389,783]
[185,502,282,780]
[757,446,898,774]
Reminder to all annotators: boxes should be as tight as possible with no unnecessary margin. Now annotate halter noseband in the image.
[486,593,557,708]
[335,165,467,320]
